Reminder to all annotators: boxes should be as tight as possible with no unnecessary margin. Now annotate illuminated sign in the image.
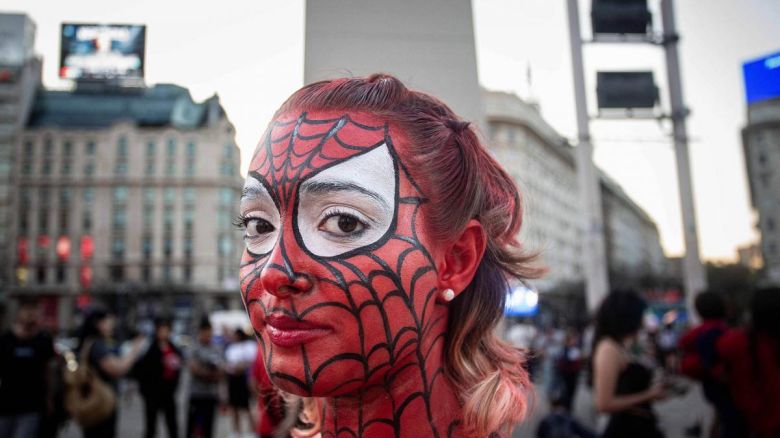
[60,23,146,80]
[743,50,780,105]
[504,282,539,317]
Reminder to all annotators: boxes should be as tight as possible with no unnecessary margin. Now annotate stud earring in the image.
[440,288,455,302]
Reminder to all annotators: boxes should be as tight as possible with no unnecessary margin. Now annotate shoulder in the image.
[716,328,747,357]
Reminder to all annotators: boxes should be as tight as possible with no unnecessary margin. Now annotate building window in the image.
[37,266,47,284]
[63,140,73,156]
[184,238,193,259]
[145,141,156,175]
[115,162,128,175]
[769,217,776,232]
[83,211,92,231]
[183,265,192,283]
[110,265,124,282]
[142,266,152,282]
[56,264,66,283]
[143,236,153,260]
[113,208,127,230]
[163,239,173,258]
[83,187,94,204]
[144,207,154,229]
[84,162,95,177]
[163,265,172,282]
[19,210,29,233]
[183,188,196,205]
[220,188,234,206]
[86,140,96,156]
[113,186,128,205]
[111,237,125,260]
[166,138,176,176]
[59,209,69,231]
[117,136,128,157]
[164,188,176,205]
[223,144,233,159]
[186,141,196,157]
[23,140,34,175]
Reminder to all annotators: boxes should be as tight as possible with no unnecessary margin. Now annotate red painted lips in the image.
[264,314,332,348]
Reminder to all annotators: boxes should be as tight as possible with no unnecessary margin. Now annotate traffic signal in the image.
[591,0,652,35]
[597,71,659,109]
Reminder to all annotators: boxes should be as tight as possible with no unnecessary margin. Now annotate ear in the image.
[438,219,487,298]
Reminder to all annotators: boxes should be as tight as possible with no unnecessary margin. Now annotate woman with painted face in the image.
[237,74,539,438]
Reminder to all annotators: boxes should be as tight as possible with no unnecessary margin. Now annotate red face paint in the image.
[239,111,462,436]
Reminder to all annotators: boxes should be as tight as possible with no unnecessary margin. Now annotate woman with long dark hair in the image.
[591,290,666,437]
[236,74,540,437]
[718,287,780,437]
[76,306,144,438]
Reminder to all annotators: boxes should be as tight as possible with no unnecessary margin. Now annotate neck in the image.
[320,334,464,438]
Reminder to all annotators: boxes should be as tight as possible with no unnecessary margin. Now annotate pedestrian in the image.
[717,287,780,438]
[591,290,666,438]
[0,298,56,438]
[76,305,146,438]
[236,74,539,437]
[536,389,596,438]
[555,330,583,412]
[134,316,183,438]
[186,318,223,438]
[225,328,256,438]
[679,291,747,438]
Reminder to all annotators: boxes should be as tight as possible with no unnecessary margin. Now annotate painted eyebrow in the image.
[241,185,266,200]
[300,180,389,210]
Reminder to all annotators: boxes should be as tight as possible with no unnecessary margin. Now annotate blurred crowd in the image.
[0,301,290,438]
[1,287,779,438]
[507,286,780,438]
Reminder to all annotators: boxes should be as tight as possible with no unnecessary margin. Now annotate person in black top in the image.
[134,316,183,438]
[0,298,55,438]
[78,305,145,438]
[591,290,667,438]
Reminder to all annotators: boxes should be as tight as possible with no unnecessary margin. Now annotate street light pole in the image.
[660,0,707,322]
[567,0,611,312]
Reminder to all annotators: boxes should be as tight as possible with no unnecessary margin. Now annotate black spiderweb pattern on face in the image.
[239,114,460,437]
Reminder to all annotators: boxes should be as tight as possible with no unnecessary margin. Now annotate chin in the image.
[267,350,376,397]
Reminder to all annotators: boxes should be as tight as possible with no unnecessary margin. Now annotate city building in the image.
[742,96,780,284]
[0,13,41,297]
[483,90,668,293]
[600,172,667,285]
[483,90,583,293]
[737,242,763,271]
[10,83,244,330]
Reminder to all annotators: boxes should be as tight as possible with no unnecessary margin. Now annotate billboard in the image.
[743,50,780,105]
[59,23,145,80]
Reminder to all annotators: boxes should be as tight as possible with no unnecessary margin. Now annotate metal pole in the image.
[660,0,707,322]
[567,0,610,312]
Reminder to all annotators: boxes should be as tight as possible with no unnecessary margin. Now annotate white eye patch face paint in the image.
[239,177,281,256]
[296,144,396,257]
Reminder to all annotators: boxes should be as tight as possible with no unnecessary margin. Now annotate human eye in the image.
[234,214,275,237]
[318,209,369,239]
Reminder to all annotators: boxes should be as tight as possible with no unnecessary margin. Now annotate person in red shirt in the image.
[679,291,746,438]
[717,287,780,438]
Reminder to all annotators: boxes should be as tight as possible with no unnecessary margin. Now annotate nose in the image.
[260,267,313,298]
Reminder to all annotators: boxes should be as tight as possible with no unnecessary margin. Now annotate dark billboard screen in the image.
[743,50,780,105]
[59,23,145,80]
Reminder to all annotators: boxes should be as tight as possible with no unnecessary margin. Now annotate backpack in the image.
[62,339,116,428]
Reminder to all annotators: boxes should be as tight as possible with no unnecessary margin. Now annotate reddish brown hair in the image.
[274,74,538,437]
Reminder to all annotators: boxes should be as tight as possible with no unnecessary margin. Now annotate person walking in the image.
[679,291,747,438]
[0,299,56,438]
[134,316,183,438]
[76,305,146,438]
[718,287,780,438]
[591,290,667,438]
[224,328,256,438]
[186,318,223,438]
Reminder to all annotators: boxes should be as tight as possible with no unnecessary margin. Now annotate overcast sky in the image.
[5,0,779,261]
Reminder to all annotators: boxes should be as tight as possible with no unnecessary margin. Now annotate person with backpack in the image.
[679,291,747,438]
